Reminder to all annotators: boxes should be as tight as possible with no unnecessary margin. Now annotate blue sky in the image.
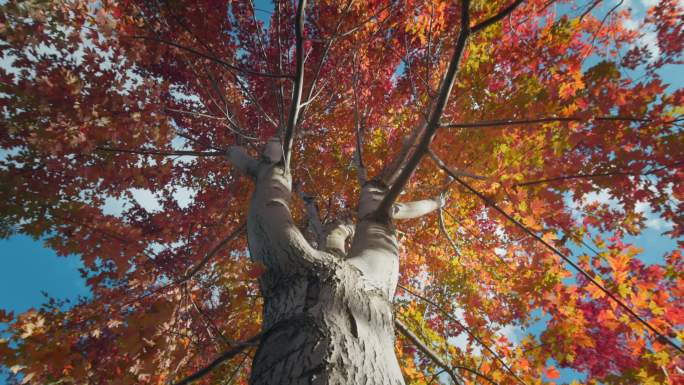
[1,0,682,384]
[0,236,89,315]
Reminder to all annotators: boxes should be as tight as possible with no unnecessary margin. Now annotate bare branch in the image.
[302,0,355,107]
[471,0,525,33]
[203,66,255,142]
[170,334,260,385]
[282,0,307,171]
[430,151,684,355]
[96,147,224,157]
[589,0,624,48]
[514,161,684,187]
[248,0,287,127]
[397,319,503,385]
[179,223,246,283]
[579,0,602,21]
[452,365,501,385]
[189,294,235,347]
[395,319,464,385]
[397,285,528,385]
[335,2,394,39]
[440,115,677,129]
[375,0,472,219]
[352,51,368,186]
[438,205,461,260]
[164,107,227,121]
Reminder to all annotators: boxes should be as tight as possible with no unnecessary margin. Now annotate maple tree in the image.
[1,0,684,383]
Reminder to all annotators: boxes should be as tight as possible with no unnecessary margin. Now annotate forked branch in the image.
[471,0,525,33]
[375,0,472,218]
[377,0,526,218]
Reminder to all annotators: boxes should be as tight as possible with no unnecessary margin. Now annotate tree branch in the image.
[301,0,354,109]
[438,204,461,260]
[392,197,443,220]
[514,162,684,187]
[397,319,504,385]
[395,319,465,385]
[282,0,307,172]
[440,115,680,129]
[471,0,525,33]
[170,334,261,385]
[226,146,259,177]
[430,151,684,355]
[375,0,472,219]
[179,223,247,284]
[96,147,224,157]
[352,51,368,186]
[397,284,527,385]
[579,0,602,21]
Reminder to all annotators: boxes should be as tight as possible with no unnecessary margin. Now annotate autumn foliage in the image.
[1,0,683,384]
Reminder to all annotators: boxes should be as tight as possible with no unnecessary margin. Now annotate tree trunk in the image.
[249,259,404,385]
[240,155,405,385]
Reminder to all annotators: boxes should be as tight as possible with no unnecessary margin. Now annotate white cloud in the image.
[102,185,197,217]
[173,186,197,209]
[101,188,162,216]
[578,188,674,231]
[101,195,128,217]
[616,0,684,61]
[130,188,162,212]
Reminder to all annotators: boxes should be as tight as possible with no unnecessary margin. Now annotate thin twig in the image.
[397,285,527,385]
[376,0,473,217]
[96,147,224,157]
[514,161,684,187]
[179,223,246,283]
[440,115,674,129]
[397,318,504,385]
[395,319,465,385]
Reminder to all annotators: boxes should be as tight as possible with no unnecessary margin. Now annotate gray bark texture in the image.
[238,149,405,385]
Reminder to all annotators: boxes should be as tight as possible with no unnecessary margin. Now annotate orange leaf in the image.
[545,365,560,379]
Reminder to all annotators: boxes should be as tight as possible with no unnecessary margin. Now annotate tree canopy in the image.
[1,0,683,384]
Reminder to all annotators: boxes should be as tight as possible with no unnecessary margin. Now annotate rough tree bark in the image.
[226,140,441,385]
